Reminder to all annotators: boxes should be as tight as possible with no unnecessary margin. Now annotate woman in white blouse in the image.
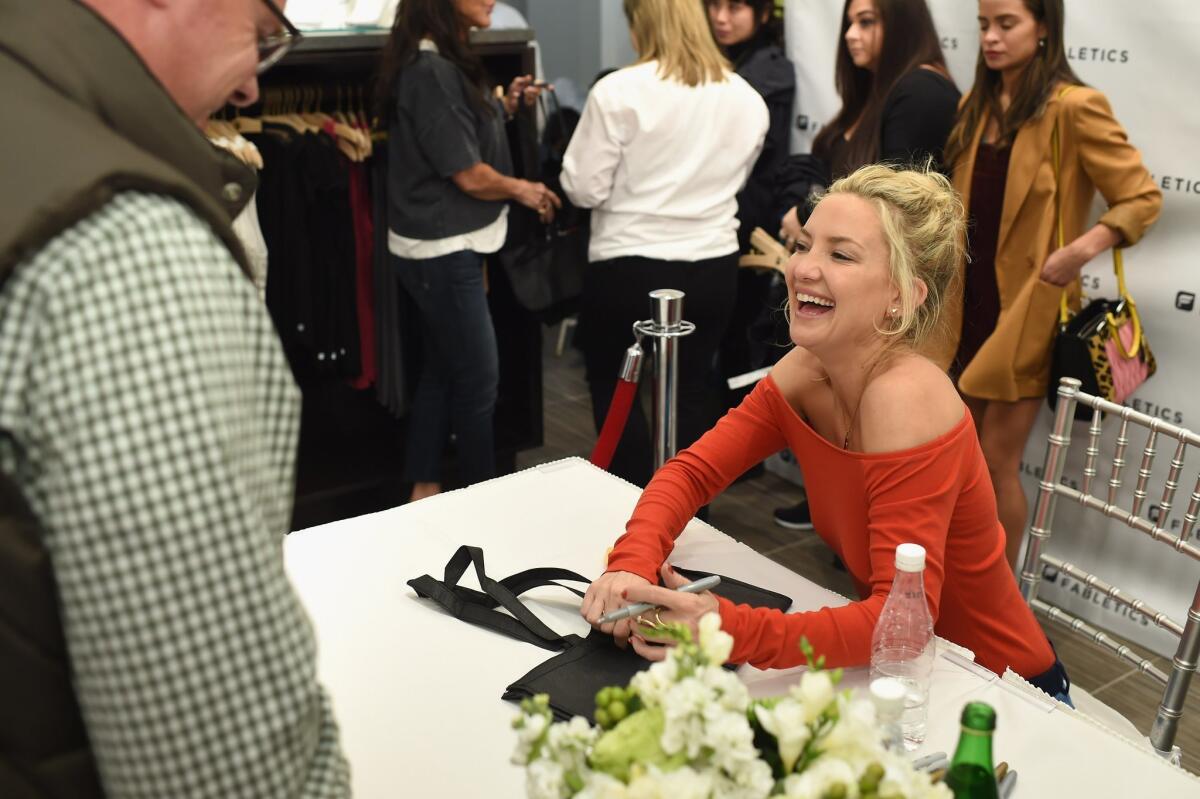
[561,0,768,487]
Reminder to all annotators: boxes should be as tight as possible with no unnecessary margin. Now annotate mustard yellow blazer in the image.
[929,84,1162,401]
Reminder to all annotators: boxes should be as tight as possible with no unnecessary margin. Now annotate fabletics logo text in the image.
[1066,46,1129,63]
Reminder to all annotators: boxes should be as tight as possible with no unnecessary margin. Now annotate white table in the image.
[284,458,1199,797]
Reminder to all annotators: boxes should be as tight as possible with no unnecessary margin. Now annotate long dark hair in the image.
[812,0,948,174]
[944,0,1082,168]
[708,0,785,63]
[374,0,494,123]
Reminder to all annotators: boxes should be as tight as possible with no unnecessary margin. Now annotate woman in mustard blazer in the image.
[938,0,1161,568]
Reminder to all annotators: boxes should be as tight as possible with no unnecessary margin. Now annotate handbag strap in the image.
[1052,86,1142,357]
[408,545,591,652]
[1105,248,1145,357]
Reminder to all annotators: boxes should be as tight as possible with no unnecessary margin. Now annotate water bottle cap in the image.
[869,678,907,718]
[895,543,926,572]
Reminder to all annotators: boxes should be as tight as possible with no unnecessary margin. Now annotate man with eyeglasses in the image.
[0,1,350,797]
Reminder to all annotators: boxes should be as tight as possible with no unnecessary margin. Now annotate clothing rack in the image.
[242,29,544,529]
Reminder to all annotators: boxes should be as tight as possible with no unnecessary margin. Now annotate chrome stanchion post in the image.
[650,290,683,470]
[633,289,695,472]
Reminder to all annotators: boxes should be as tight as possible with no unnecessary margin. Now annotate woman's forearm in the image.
[1070,222,1123,260]
[451,162,520,201]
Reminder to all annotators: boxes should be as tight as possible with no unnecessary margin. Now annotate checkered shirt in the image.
[0,192,351,798]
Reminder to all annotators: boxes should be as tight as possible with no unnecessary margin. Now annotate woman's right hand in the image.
[581,570,652,647]
[513,180,562,223]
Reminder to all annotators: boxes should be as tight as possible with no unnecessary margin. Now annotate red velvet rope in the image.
[589,378,639,470]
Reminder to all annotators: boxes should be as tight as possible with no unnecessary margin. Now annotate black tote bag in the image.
[408,546,793,722]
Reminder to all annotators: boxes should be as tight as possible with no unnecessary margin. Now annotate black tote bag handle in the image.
[407,545,591,652]
[411,546,798,722]
[408,545,795,651]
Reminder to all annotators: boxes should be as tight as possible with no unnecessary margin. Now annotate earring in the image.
[889,307,898,317]
[1039,38,1047,48]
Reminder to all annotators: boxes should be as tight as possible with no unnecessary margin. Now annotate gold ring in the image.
[654,611,664,626]
[635,615,646,626]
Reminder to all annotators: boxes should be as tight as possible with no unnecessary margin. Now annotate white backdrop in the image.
[785,1,1200,657]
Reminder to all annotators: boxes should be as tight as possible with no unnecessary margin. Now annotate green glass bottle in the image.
[944,702,999,799]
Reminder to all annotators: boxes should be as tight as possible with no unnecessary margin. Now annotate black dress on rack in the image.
[251,126,361,384]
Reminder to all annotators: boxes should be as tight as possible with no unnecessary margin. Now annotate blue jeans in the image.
[394,250,499,486]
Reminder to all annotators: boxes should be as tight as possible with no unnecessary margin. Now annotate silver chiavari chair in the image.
[1020,376,1200,762]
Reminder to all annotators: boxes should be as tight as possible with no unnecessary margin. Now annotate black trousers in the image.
[579,253,739,487]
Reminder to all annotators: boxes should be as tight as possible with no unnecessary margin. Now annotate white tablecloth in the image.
[284,458,1199,797]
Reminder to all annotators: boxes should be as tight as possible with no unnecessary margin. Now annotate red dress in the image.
[952,142,1010,377]
[606,375,1055,678]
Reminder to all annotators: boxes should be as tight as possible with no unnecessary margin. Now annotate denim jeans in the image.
[393,250,499,486]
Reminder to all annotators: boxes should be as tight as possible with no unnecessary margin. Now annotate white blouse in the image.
[561,61,768,263]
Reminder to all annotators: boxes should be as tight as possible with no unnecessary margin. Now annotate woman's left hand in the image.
[1039,244,1089,286]
[1041,225,1123,286]
[503,75,549,117]
[624,563,720,663]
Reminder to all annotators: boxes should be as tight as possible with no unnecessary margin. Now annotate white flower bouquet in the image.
[511,613,951,799]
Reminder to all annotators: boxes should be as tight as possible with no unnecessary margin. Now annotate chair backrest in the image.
[1019,377,1200,761]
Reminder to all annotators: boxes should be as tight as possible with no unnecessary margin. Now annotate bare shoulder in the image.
[769,347,826,402]
[857,355,965,453]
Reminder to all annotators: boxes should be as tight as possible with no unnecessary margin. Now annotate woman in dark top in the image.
[375,0,560,502]
[706,2,797,416]
[779,0,958,247]
[774,0,957,530]
[706,0,795,250]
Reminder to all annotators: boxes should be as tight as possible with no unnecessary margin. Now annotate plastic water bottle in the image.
[868,677,908,752]
[869,542,935,750]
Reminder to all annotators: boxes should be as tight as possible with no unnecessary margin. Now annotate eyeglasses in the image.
[257,0,303,75]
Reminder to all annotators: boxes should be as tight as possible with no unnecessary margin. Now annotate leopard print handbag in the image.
[1050,286,1156,416]
[1045,88,1156,417]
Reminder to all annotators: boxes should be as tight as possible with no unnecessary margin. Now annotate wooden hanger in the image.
[232,102,263,135]
[203,118,264,169]
[261,86,312,134]
[738,228,790,274]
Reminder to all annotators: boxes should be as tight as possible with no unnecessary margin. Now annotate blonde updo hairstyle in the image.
[819,163,965,347]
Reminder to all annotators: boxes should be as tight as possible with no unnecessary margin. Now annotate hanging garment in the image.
[348,162,377,389]
[233,193,270,297]
[251,127,362,384]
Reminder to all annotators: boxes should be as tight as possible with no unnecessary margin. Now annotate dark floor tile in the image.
[1038,619,1148,692]
[766,542,858,598]
[708,478,808,553]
